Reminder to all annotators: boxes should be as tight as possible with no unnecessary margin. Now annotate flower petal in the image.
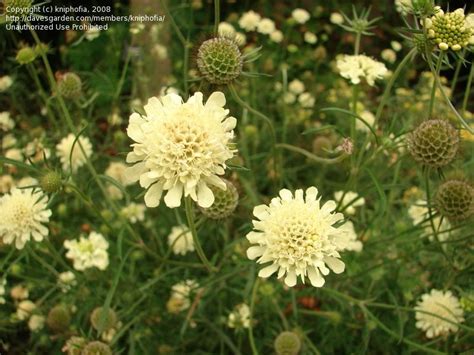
[284,270,297,287]
[196,182,214,208]
[308,267,325,287]
[324,256,345,274]
[247,246,265,260]
[206,91,226,107]
[258,263,279,278]
[144,183,163,207]
[164,184,183,208]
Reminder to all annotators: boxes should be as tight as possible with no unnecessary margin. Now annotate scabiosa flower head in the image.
[105,161,132,199]
[338,221,363,252]
[274,331,301,355]
[47,304,71,333]
[40,170,62,193]
[227,303,251,329]
[58,271,76,292]
[0,188,51,249]
[57,72,82,99]
[424,7,474,51]
[167,280,199,313]
[218,22,236,37]
[62,336,87,355]
[28,314,45,332]
[90,307,118,332]
[246,187,350,288]
[56,133,93,173]
[330,12,344,25]
[337,54,387,86]
[120,202,146,224]
[257,18,276,35]
[198,179,238,219]
[197,37,243,85]
[334,191,365,215]
[415,289,464,338]
[435,180,474,221]
[288,79,305,95]
[167,225,194,255]
[82,341,112,355]
[64,231,109,271]
[16,46,37,65]
[124,92,237,208]
[292,8,311,24]
[238,10,261,32]
[407,119,459,169]
[16,300,36,320]
[460,293,474,312]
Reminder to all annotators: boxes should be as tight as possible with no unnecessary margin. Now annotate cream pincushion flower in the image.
[0,111,14,131]
[238,10,261,32]
[0,75,13,92]
[292,8,310,24]
[334,191,365,215]
[167,280,199,313]
[415,289,464,338]
[0,188,51,249]
[337,55,387,86]
[120,202,146,224]
[257,18,276,35]
[105,162,132,199]
[56,133,93,173]
[408,199,450,241]
[168,225,194,255]
[246,187,350,288]
[227,303,251,329]
[124,92,237,209]
[338,221,363,252]
[64,232,109,271]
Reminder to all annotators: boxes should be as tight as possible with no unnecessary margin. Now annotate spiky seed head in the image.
[46,304,71,333]
[413,34,434,56]
[57,72,82,99]
[274,331,302,355]
[90,307,118,332]
[197,37,243,85]
[198,179,239,219]
[16,47,37,65]
[435,179,474,221]
[63,336,87,355]
[81,341,112,355]
[40,171,62,193]
[407,119,459,168]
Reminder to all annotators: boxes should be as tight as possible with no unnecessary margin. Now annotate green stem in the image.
[354,32,361,55]
[276,143,349,165]
[450,51,464,97]
[248,277,259,355]
[428,52,444,118]
[159,0,187,46]
[462,61,474,115]
[213,0,220,36]
[184,197,215,273]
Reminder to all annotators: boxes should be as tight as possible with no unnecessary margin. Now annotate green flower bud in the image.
[47,304,71,333]
[90,307,118,332]
[40,171,62,193]
[198,179,239,219]
[197,37,243,85]
[57,72,82,99]
[16,47,37,65]
[274,331,302,355]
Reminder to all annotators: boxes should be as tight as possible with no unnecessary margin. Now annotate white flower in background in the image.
[85,25,101,41]
[159,86,180,97]
[16,177,38,189]
[218,22,236,37]
[0,112,14,131]
[0,75,13,92]
[151,44,168,60]
[129,23,145,35]
[168,225,194,255]
[283,92,296,104]
[395,0,413,14]
[356,110,375,132]
[124,92,237,209]
[246,187,350,288]
[0,278,6,304]
[10,285,29,300]
[235,32,246,46]
[292,8,310,24]
[227,303,251,329]
[334,191,365,215]
[415,289,464,338]
[408,199,450,241]
[167,280,199,313]
[105,161,132,199]
[298,92,315,108]
[238,10,261,32]
[0,175,15,194]
[2,133,17,150]
[16,300,36,320]
[121,202,146,224]
[304,32,317,44]
[257,18,276,35]
[108,111,123,126]
[330,12,344,25]
[58,271,77,292]
[270,30,284,43]
[24,139,51,163]
[5,148,22,161]
[288,79,305,95]
[28,315,45,332]
[64,232,109,271]
[56,133,93,173]
[337,55,388,86]
[0,188,51,249]
[337,221,363,252]
[391,41,402,52]
[381,49,397,64]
